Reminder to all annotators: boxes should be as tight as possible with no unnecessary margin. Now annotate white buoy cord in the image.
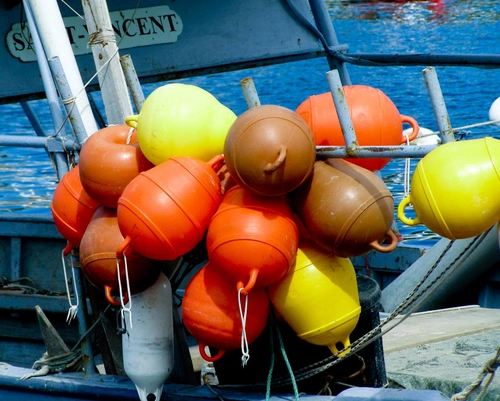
[61,248,79,323]
[126,127,134,144]
[403,132,411,198]
[238,288,250,367]
[116,255,133,329]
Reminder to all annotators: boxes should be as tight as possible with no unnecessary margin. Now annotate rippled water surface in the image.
[1,0,500,246]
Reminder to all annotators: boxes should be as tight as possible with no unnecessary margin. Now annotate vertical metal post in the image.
[423,67,455,144]
[48,57,92,147]
[326,69,358,148]
[120,55,146,113]
[28,0,98,140]
[72,253,97,376]
[9,238,22,282]
[309,0,351,85]
[240,77,261,109]
[22,0,70,179]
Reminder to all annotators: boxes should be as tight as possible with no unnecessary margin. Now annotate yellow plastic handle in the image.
[125,114,139,128]
[397,195,421,226]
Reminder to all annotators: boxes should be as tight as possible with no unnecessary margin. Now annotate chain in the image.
[218,231,486,390]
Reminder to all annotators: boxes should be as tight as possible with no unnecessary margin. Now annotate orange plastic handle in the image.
[63,242,74,256]
[207,154,225,173]
[400,115,419,143]
[116,235,132,258]
[199,343,225,362]
[369,229,398,253]
[236,268,259,295]
[104,285,129,307]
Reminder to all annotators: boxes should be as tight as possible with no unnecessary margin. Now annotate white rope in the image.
[126,127,134,144]
[116,255,133,329]
[60,248,79,324]
[59,0,84,19]
[403,131,412,198]
[238,288,250,367]
[451,344,500,401]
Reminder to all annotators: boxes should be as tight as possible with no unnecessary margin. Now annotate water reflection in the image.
[1,0,499,247]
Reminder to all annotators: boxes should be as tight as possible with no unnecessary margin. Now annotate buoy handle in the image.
[369,229,398,253]
[264,145,287,173]
[397,195,421,226]
[104,285,129,307]
[236,268,259,295]
[116,235,132,258]
[125,114,139,129]
[400,115,420,143]
[199,343,225,362]
[207,154,225,173]
[63,242,73,256]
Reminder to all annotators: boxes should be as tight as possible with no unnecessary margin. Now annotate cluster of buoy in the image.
[50,82,428,399]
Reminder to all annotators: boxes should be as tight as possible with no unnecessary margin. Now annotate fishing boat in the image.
[1,1,500,400]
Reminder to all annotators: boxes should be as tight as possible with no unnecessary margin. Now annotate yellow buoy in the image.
[125,83,237,165]
[268,241,360,356]
[398,137,500,239]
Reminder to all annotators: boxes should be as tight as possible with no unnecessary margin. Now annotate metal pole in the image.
[240,77,261,109]
[308,0,351,85]
[72,253,97,376]
[48,57,92,147]
[120,55,146,113]
[316,144,438,159]
[326,69,358,149]
[422,67,456,144]
[22,0,70,179]
[28,0,98,140]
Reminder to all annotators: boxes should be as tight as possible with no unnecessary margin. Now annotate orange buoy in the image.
[181,263,270,362]
[206,185,298,294]
[292,159,397,257]
[296,86,419,171]
[224,105,316,196]
[79,124,154,208]
[79,206,161,306]
[51,165,100,254]
[117,154,224,260]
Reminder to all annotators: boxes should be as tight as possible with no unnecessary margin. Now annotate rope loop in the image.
[238,288,250,367]
[116,255,133,329]
[61,249,79,324]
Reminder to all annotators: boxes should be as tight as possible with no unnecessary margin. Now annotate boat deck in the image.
[383,305,500,400]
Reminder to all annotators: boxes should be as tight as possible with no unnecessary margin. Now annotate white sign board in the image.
[6,6,183,62]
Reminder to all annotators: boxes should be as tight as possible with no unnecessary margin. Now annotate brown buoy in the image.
[224,105,316,197]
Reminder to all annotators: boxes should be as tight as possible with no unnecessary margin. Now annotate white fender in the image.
[122,273,174,401]
[488,96,500,122]
[405,126,441,146]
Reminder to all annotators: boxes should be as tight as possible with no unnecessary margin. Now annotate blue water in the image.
[1,0,500,247]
